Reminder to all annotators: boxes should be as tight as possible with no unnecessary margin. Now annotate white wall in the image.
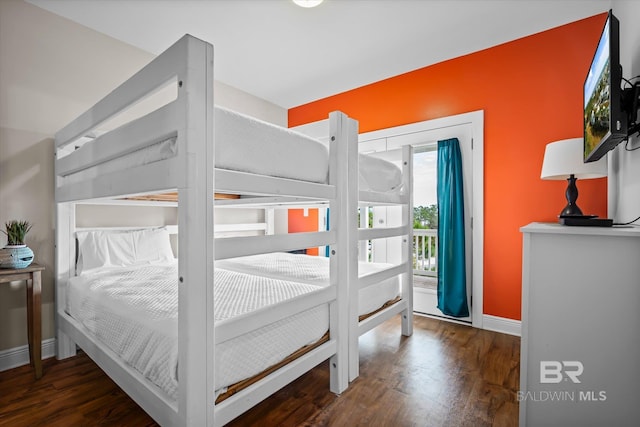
[609,0,640,222]
[0,0,285,354]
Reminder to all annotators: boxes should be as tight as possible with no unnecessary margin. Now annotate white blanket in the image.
[216,252,401,316]
[66,261,328,400]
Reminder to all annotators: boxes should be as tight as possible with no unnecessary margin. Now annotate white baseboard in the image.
[482,314,521,336]
[0,339,56,372]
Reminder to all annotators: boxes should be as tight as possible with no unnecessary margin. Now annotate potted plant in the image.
[0,220,34,269]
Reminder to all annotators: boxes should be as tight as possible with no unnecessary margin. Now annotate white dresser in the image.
[520,222,640,426]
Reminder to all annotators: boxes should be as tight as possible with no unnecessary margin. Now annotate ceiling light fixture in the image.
[293,0,324,8]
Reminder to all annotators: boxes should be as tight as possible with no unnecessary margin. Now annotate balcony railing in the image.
[358,226,437,277]
[414,228,437,277]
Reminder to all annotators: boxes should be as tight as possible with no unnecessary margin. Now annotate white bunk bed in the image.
[54,34,413,425]
[54,35,359,426]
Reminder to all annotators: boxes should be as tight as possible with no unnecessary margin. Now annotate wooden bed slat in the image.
[215,332,330,404]
[122,192,240,202]
[358,297,403,322]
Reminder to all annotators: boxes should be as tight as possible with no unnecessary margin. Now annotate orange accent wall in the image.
[289,14,608,321]
[288,208,319,256]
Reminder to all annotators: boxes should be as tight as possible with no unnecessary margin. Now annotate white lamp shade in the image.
[541,138,607,180]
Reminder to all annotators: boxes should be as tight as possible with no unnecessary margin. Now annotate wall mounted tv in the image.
[583,10,627,163]
[583,10,640,162]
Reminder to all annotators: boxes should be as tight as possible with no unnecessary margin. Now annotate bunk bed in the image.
[54,34,413,426]
[54,35,358,426]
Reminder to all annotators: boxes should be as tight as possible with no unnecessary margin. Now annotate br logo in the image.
[540,361,584,384]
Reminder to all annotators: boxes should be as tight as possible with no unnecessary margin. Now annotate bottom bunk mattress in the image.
[65,261,329,401]
[216,252,402,316]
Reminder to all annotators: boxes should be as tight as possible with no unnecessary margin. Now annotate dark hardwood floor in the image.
[0,315,520,426]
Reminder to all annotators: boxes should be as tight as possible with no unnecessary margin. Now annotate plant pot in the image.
[0,245,34,269]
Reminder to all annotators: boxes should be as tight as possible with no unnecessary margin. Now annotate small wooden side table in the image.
[0,263,45,379]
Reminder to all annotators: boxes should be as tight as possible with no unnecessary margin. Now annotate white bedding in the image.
[66,261,329,400]
[61,106,402,192]
[216,252,401,316]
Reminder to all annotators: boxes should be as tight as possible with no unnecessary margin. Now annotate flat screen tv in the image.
[583,10,627,163]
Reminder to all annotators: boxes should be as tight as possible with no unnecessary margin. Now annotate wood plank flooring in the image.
[0,316,520,426]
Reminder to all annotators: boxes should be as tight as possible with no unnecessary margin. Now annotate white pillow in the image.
[104,231,136,267]
[358,154,403,192]
[76,227,174,274]
[76,230,111,273]
[132,228,175,263]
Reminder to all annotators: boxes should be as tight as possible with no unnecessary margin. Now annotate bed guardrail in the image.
[215,231,335,260]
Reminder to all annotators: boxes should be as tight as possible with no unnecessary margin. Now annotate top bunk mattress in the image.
[59,106,402,193]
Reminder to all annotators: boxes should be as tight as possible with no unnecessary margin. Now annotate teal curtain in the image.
[437,138,469,317]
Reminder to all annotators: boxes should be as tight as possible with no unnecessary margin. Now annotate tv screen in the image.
[583,10,627,162]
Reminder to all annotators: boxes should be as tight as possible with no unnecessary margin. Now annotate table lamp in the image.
[540,138,607,217]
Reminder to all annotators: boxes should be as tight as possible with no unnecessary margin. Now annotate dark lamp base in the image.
[559,204,584,217]
[559,174,583,218]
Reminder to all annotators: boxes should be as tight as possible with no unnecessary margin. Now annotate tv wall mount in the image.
[623,79,640,137]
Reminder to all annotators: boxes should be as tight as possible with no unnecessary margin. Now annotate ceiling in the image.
[28,0,609,109]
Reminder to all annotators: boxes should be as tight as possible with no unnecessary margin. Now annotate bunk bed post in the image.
[328,111,356,394]
[54,201,77,359]
[401,145,414,337]
[358,203,369,261]
[175,36,215,426]
[265,208,275,235]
